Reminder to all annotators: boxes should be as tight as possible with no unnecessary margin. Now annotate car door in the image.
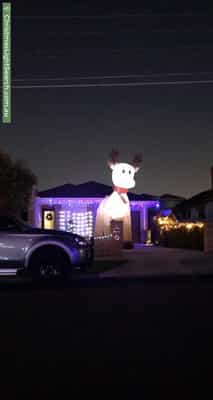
[0,216,28,269]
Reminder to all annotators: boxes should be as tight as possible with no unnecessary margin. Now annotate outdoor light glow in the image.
[36,196,158,240]
[197,223,204,228]
[178,222,204,230]
[94,234,113,240]
[68,210,94,237]
[155,214,205,232]
[186,223,193,230]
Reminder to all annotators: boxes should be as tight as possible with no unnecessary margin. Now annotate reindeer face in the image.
[108,149,142,190]
[111,162,136,189]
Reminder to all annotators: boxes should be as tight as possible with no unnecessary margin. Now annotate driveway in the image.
[99,245,213,278]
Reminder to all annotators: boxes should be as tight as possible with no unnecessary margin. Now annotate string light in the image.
[62,210,94,237]
[155,215,204,232]
[94,234,113,240]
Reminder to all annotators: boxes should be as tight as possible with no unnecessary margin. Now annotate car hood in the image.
[26,227,87,242]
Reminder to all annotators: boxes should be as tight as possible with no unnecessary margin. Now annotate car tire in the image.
[29,246,71,282]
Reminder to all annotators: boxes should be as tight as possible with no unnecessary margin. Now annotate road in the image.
[0,276,213,393]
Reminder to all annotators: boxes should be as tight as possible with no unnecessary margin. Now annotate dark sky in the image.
[1,2,213,198]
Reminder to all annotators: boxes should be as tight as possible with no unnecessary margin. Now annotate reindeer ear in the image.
[132,153,142,173]
[107,160,115,170]
[108,149,119,170]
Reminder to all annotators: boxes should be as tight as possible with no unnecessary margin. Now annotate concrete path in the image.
[99,245,213,278]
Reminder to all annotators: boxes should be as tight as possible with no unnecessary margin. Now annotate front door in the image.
[42,209,55,230]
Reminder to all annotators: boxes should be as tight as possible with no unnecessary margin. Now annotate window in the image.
[198,205,205,219]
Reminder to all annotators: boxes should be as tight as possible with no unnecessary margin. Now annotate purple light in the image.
[34,197,160,231]
[161,209,171,217]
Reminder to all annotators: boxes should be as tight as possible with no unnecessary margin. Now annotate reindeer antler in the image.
[108,149,120,167]
[132,153,143,168]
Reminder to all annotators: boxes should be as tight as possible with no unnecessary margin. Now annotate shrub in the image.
[159,227,204,251]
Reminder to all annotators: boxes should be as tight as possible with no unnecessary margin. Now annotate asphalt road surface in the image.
[0,276,213,393]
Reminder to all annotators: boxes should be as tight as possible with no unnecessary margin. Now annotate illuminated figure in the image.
[95,150,142,242]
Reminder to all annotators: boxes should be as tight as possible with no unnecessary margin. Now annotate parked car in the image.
[0,215,94,280]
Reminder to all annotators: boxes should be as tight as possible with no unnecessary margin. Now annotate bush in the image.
[159,227,204,251]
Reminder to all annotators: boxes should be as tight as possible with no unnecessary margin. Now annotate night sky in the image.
[1,2,213,198]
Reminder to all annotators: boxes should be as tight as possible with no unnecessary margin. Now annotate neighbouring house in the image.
[173,167,213,222]
[34,181,160,244]
[159,193,186,210]
[173,190,213,222]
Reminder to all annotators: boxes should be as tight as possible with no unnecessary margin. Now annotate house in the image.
[34,181,160,244]
[173,189,213,222]
[159,193,186,210]
[173,167,213,222]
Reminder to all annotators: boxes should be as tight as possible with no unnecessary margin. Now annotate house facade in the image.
[34,181,160,244]
[173,167,213,222]
[171,166,213,222]
[159,193,185,210]
[173,190,213,222]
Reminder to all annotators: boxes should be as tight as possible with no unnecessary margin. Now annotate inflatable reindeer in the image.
[95,150,142,242]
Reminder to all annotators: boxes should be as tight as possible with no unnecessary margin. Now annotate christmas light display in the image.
[95,150,142,242]
[58,210,93,238]
[154,214,204,232]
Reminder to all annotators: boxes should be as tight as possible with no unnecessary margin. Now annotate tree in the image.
[0,149,38,218]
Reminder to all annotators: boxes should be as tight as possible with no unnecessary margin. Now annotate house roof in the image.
[160,193,185,200]
[38,183,76,198]
[173,189,213,211]
[138,193,159,201]
[38,181,158,202]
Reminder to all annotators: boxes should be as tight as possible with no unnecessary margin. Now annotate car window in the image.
[0,217,20,232]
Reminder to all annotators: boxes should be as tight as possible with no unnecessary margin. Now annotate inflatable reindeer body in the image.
[95,150,142,242]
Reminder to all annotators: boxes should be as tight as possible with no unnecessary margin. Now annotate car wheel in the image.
[29,246,71,282]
